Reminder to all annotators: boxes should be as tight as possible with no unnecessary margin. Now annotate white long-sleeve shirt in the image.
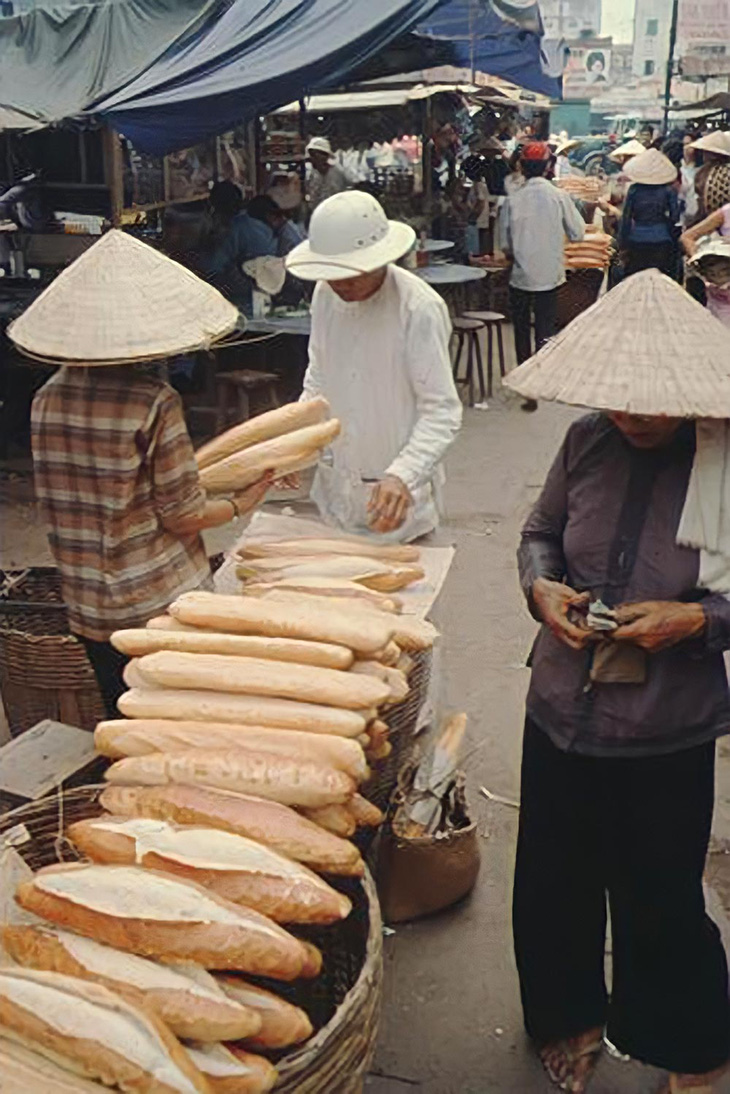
[500,176,585,291]
[301,265,462,541]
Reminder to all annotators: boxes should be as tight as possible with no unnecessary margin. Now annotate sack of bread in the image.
[215,977,313,1049]
[67,817,352,925]
[185,1043,277,1094]
[95,719,369,781]
[0,967,210,1093]
[104,749,356,809]
[2,925,259,1042]
[111,628,354,669]
[99,785,364,877]
[15,863,315,978]
[132,650,390,711]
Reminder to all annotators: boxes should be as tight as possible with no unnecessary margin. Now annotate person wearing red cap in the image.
[499,141,585,410]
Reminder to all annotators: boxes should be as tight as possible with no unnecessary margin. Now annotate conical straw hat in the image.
[504,270,730,418]
[689,130,730,158]
[8,230,238,365]
[608,138,646,162]
[623,147,677,185]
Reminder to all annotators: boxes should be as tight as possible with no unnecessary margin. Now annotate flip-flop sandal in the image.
[539,1039,603,1092]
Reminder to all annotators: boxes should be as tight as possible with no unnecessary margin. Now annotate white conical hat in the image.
[608,138,646,162]
[504,270,730,417]
[623,147,677,185]
[689,130,730,158]
[8,230,238,365]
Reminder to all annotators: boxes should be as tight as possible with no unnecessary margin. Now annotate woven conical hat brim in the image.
[8,230,238,364]
[623,148,677,185]
[609,139,646,161]
[689,131,730,158]
[504,270,730,417]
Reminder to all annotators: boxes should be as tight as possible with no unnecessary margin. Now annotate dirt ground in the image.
[3,384,730,1092]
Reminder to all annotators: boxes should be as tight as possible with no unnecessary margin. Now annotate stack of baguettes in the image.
[0,546,437,1093]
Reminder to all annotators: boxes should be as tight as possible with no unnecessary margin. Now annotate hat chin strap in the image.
[293,257,385,276]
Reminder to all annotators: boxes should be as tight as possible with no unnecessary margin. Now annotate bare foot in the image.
[538,1027,604,1092]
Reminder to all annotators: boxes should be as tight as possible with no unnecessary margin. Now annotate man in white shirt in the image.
[500,141,585,409]
[286,191,462,541]
[306,137,349,215]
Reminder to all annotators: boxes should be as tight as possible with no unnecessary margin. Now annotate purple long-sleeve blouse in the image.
[518,413,730,757]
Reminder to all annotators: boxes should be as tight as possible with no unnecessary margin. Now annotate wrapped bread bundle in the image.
[215,977,313,1049]
[238,537,420,562]
[104,749,356,808]
[0,967,210,1094]
[15,863,313,978]
[95,720,369,781]
[99,785,364,877]
[118,688,367,738]
[133,650,390,711]
[0,1036,107,1093]
[199,419,341,494]
[67,817,352,925]
[196,396,330,471]
[169,590,394,655]
[2,925,259,1042]
[186,1043,277,1094]
[111,628,354,669]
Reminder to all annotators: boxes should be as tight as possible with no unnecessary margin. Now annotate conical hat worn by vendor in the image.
[623,147,677,185]
[8,229,238,365]
[504,270,730,417]
[608,138,646,162]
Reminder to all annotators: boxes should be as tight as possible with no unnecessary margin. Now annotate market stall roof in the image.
[673,91,730,115]
[0,0,444,155]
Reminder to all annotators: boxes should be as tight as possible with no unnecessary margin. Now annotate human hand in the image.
[532,578,592,651]
[367,476,413,534]
[613,600,705,653]
[231,471,274,517]
[273,473,301,491]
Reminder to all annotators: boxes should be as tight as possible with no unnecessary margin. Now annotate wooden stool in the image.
[451,317,486,406]
[214,370,280,432]
[462,311,507,397]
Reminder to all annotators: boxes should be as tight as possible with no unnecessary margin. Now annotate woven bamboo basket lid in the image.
[504,270,730,417]
[8,230,238,365]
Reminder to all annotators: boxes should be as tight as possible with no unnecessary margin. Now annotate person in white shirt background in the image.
[498,140,585,411]
[285,191,462,542]
[305,137,349,215]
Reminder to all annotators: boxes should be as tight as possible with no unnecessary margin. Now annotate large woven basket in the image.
[0,568,105,735]
[0,786,383,1094]
[556,268,604,331]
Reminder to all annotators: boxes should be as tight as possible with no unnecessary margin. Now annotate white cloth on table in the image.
[677,420,730,593]
[499,176,585,291]
[300,265,462,542]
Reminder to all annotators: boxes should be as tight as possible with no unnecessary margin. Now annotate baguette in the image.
[237,554,424,592]
[0,1037,107,1093]
[186,1044,276,1094]
[118,688,367,738]
[239,537,420,562]
[95,719,369,781]
[67,818,352,925]
[15,864,309,978]
[251,588,397,616]
[99,785,364,877]
[135,651,390,711]
[2,925,259,1042]
[299,941,322,979]
[299,804,356,838]
[105,749,356,809]
[199,420,341,493]
[169,590,394,655]
[111,628,354,669]
[239,577,402,612]
[0,967,211,1094]
[350,661,409,703]
[348,794,385,828]
[123,659,148,689]
[195,397,330,470]
[215,977,312,1049]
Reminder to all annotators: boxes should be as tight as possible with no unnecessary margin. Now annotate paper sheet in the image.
[214,511,455,619]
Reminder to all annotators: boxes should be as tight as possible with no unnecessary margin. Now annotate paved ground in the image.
[3,376,730,1092]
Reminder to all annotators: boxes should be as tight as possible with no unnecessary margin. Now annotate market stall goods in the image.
[239,538,421,563]
[1,925,260,1042]
[236,555,425,593]
[564,234,613,270]
[349,661,409,703]
[299,803,356,838]
[195,397,331,471]
[555,175,606,201]
[186,1043,277,1094]
[15,863,313,977]
[66,818,352,925]
[132,650,391,710]
[199,420,341,494]
[95,720,369,781]
[0,1036,107,1093]
[0,967,211,1094]
[348,794,385,829]
[168,591,395,655]
[104,749,356,809]
[99,785,365,877]
[118,688,368,738]
[215,978,313,1049]
[111,628,354,669]
[240,578,402,612]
